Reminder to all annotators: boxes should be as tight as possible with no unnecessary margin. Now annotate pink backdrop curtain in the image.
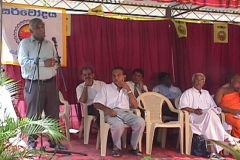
[4,15,240,106]
[172,22,240,94]
[64,15,174,103]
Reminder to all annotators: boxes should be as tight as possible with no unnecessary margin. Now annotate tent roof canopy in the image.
[3,0,240,22]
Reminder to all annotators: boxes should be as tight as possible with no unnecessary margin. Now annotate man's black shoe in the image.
[49,143,68,150]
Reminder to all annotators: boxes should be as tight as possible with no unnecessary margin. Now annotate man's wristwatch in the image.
[127,90,132,94]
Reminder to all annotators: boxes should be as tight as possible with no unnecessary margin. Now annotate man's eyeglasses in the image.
[194,79,205,82]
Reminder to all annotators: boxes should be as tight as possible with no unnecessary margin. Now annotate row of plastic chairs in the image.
[56,91,231,156]
[79,92,184,156]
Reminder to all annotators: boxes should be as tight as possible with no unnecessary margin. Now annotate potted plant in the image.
[0,71,67,159]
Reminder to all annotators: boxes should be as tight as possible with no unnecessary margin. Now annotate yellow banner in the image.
[66,14,71,36]
[88,5,104,16]
[214,22,228,43]
[104,14,166,21]
[172,20,187,38]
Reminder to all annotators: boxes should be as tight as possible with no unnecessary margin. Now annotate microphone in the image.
[52,37,57,44]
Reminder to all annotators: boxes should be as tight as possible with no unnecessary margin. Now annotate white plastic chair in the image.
[137,92,184,155]
[78,103,96,144]
[42,91,71,141]
[59,91,71,142]
[96,108,142,156]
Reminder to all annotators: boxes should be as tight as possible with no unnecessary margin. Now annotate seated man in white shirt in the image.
[127,69,148,118]
[94,67,145,157]
[126,68,148,98]
[76,67,106,128]
[179,73,239,159]
[153,72,182,118]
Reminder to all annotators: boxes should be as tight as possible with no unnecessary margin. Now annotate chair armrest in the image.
[220,112,226,125]
[98,109,104,115]
[59,91,70,116]
[131,108,141,117]
[97,109,106,126]
[59,92,69,106]
[182,110,190,125]
[178,110,184,124]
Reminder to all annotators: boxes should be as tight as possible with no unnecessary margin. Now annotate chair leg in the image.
[185,124,192,155]
[79,118,84,139]
[161,128,167,148]
[84,118,92,144]
[176,133,180,149]
[101,126,109,156]
[122,129,127,148]
[180,128,184,154]
[157,128,162,143]
[146,124,155,155]
[64,116,71,142]
[138,133,143,152]
[96,130,100,149]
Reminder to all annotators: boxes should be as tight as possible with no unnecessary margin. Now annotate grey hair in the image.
[192,73,206,82]
[29,18,44,30]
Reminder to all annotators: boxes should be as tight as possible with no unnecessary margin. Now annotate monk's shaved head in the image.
[231,74,240,91]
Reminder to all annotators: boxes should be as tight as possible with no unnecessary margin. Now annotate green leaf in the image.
[0,72,68,159]
[210,139,240,159]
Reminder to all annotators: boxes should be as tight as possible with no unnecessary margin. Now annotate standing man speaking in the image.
[18,18,66,151]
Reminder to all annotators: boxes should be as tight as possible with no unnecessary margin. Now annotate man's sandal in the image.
[112,149,121,157]
[129,149,142,156]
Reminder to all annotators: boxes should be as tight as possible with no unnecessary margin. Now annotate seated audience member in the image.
[94,67,145,157]
[153,72,182,101]
[179,73,239,159]
[76,67,106,128]
[153,72,182,117]
[215,74,240,138]
[127,69,148,117]
[222,72,237,88]
[126,68,148,98]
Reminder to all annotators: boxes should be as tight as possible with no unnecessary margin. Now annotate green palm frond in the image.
[0,72,19,99]
[0,116,67,159]
[210,140,240,159]
[0,72,67,159]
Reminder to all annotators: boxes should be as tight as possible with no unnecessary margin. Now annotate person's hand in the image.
[106,108,117,117]
[194,109,203,115]
[117,80,129,90]
[44,58,56,67]
[84,77,92,86]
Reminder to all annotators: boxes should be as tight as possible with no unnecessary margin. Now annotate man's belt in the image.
[26,77,54,83]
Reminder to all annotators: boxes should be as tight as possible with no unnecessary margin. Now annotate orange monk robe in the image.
[221,92,240,138]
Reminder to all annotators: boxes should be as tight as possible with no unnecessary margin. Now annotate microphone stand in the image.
[39,38,87,159]
[52,38,67,91]
[28,42,42,94]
